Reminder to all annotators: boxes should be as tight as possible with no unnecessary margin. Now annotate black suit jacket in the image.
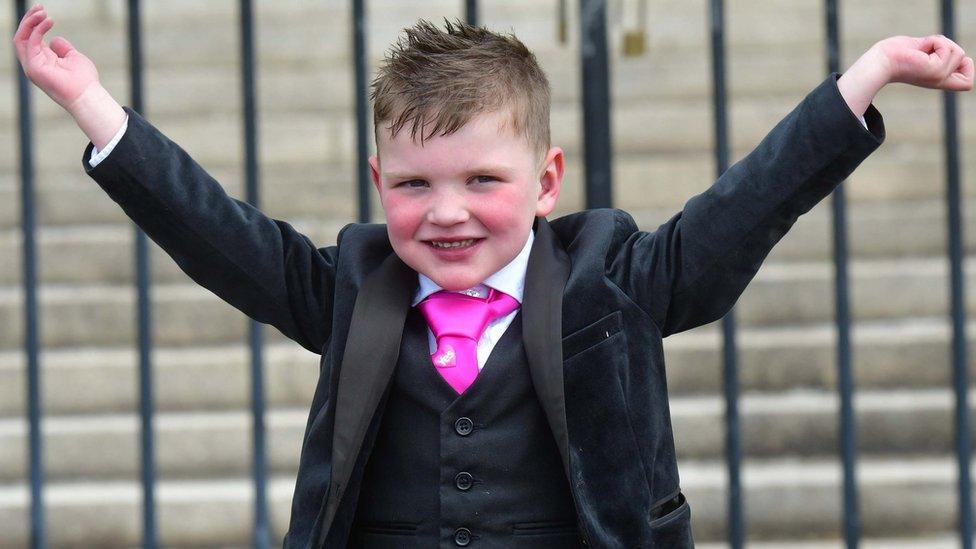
[85,73,884,547]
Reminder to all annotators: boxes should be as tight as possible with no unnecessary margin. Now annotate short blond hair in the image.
[371,19,551,155]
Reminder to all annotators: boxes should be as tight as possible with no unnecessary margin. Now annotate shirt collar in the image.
[412,229,534,306]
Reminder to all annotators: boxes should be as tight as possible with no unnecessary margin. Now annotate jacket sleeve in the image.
[84,107,337,354]
[607,73,885,337]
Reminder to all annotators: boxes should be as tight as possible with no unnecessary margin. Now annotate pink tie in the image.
[417,288,520,394]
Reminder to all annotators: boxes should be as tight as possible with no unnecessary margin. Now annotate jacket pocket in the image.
[352,521,419,548]
[562,310,623,362]
[512,519,579,536]
[649,492,694,547]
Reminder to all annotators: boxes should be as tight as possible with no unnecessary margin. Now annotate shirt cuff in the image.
[88,116,130,168]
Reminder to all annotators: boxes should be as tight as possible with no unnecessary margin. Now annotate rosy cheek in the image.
[383,197,422,241]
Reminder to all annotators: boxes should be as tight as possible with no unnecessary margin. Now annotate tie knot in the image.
[418,288,519,340]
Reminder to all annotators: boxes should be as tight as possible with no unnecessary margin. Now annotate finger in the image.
[49,36,74,58]
[26,16,54,57]
[938,34,965,53]
[14,9,46,44]
[924,34,953,62]
[950,56,975,91]
[962,56,975,79]
[20,4,43,21]
[943,43,966,80]
[918,35,941,55]
[14,10,47,64]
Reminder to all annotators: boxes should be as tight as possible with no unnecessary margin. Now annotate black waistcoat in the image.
[348,309,582,548]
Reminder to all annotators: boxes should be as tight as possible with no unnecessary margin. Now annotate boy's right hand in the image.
[13,4,125,150]
[14,4,98,109]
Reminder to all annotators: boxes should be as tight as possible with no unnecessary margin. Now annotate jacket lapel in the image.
[322,252,415,533]
[522,217,573,479]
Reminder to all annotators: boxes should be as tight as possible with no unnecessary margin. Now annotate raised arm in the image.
[13,4,126,149]
[14,5,340,353]
[613,34,971,337]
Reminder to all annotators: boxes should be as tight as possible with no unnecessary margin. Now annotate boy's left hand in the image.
[877,35,973,91]
[838,34,972,119]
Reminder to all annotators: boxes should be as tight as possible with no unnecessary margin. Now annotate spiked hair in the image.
[371,19,552,155]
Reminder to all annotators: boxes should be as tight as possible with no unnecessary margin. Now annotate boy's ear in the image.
[535,146,564,218]
[369,154,382,193]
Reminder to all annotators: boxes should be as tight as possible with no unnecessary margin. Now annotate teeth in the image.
[430,239,476,249]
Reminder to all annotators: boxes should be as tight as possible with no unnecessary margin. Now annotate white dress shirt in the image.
[88,116,128,167]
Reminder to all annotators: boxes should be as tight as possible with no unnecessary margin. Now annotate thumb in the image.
[50,36,75,58]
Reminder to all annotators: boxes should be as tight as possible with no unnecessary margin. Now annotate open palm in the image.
[878,35,974,91]
[13,5,100,109]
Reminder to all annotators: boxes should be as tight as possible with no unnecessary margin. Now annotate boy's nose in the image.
[426,195,470,226]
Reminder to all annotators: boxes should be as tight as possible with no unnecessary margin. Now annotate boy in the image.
[13,5,973,548]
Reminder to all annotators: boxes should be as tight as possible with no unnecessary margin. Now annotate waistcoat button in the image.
[454,527,472,546]
[455,471,473,490]
[454,417,473,436]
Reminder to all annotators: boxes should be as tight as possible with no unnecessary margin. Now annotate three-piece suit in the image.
[84,73,884,548]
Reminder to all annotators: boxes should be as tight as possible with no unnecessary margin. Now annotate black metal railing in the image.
[13,1,43,547]
[942,0,974,547]
[824,1,861,546]
[706,3,745,548]
[124,1,157,547]
[9,0,971,547]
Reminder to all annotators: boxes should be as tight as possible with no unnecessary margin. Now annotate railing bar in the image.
[825,1,860,547]
[353,0,370,223]
[578,0,613,209]
[465,0,478,26]
[13,1,45,547]
[239,1,270,547]
[708,0,743,546]
[940,2,973,548]
[126,1,157,547]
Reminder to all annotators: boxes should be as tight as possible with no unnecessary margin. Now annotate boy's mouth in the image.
[426,238,482,249]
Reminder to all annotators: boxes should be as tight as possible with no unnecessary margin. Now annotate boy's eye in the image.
[471,175,497,184]
[400,179,428,188]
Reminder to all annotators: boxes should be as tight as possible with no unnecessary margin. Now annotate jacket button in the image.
[454,417,473,436]
[455,471,473,491]
[454,527,472,546]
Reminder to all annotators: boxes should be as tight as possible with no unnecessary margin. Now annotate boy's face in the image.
[370,110,563,291]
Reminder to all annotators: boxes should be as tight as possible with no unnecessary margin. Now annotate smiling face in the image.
[370,110,564,291]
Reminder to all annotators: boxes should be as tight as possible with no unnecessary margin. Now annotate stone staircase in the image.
[1,0,975,546]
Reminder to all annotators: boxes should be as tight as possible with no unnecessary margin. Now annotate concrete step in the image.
[0,164,366,231]
[0,135,970,238]
[7,24,975,126]
[672,388,976,460]
[3,0,973,108]
[0,409,307,483]
[0,317,970,416]
[0,319,976,417]
[3,196,974,286]
[733,256,976,328]
[698,538,961,549]
[0,457,971,545]
[3,256,976,348]
[0,389,972,483]
[0,343,320,416]
[680,457,976,542]
[0,476,296,547]
[2,90,970,176]
[665,317,976,396]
